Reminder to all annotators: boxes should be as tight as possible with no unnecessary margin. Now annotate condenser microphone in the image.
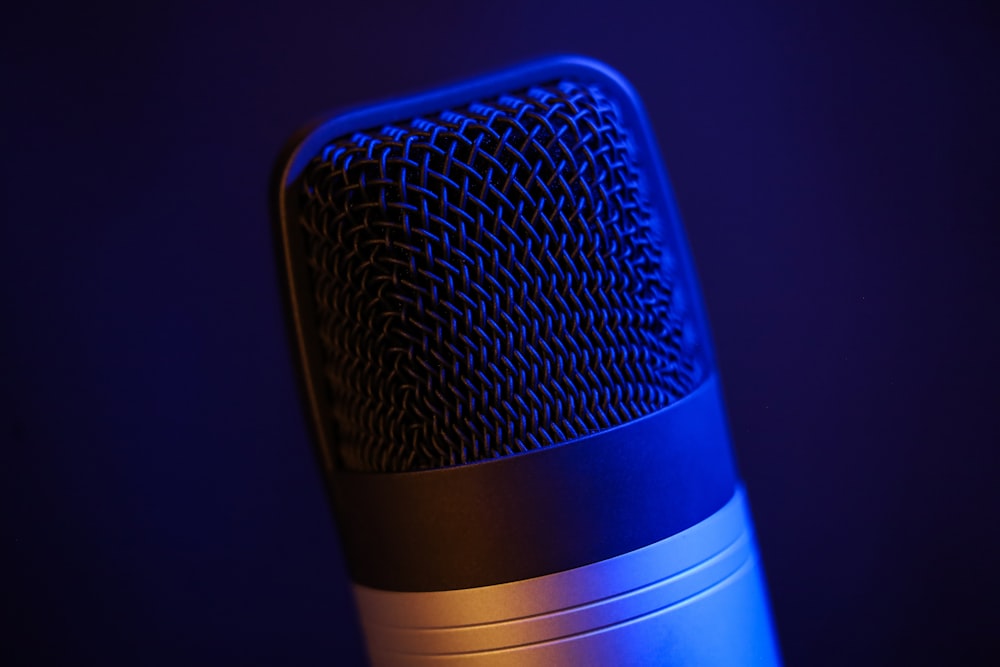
[273,57,781,666]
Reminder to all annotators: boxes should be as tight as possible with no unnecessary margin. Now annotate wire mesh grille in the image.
[298,81,699,472]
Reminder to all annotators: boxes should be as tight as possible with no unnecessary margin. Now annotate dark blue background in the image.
[4,1,998,665]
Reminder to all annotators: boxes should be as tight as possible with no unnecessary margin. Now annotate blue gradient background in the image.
[4,1,998,665]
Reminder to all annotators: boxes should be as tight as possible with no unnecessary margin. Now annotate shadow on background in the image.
[4,1,998,665]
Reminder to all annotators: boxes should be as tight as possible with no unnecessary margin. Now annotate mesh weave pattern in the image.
[299,81,698,472]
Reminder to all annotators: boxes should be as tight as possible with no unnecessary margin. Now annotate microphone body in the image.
[273,57,781,666]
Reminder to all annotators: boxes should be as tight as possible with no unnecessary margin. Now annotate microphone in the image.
[273,57,781,666]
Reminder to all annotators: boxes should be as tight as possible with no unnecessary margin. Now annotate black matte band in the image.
[330,376,737,592]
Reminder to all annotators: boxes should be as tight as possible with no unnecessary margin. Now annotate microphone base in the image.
[353,487,781,666]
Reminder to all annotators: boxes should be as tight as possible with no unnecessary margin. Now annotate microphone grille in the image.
[297,81,700,472]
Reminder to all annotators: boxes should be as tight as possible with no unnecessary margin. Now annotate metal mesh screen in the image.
[298,81,698,472]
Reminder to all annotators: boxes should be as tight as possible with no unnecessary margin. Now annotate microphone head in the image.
[276,60,709,474]
[271,64,780,663]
